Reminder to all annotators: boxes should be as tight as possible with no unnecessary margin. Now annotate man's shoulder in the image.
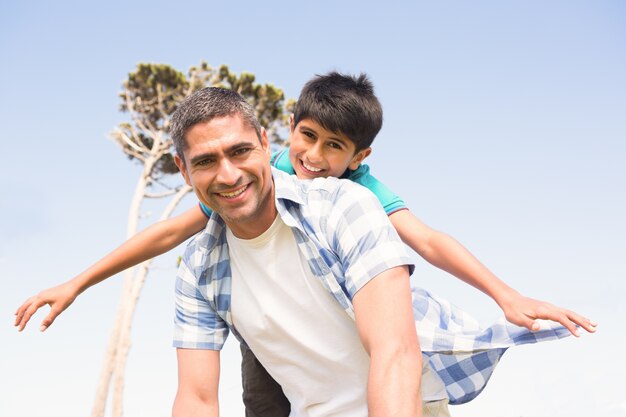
[180,217,225,271]
[273,167,374,205]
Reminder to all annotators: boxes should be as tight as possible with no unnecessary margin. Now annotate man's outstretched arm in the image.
[173,348,221,417]
[353,265,422,417]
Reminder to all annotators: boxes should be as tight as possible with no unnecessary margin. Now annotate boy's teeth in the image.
[303,161,323,172]
[219,185,248,198]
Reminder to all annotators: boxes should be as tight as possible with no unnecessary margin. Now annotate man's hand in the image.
[14,281,79,332]
[498,292,597,336]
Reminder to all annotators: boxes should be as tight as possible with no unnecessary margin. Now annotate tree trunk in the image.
[90,165,151,417]
[110,184,191,417]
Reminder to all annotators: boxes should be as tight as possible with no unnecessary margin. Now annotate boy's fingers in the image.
[17,299,46,332]
[40,309,60,332]
[15,304,31,329]
[14,299,33,325]
[550,310,580,336]
[567,311,597,333]
[514,314,538,332]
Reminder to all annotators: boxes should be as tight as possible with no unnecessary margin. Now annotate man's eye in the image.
[233,148,252,157]
[196,159,214,167]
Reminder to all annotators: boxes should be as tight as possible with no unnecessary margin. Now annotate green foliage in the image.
[119,63,189,131]
[112,61,292,179]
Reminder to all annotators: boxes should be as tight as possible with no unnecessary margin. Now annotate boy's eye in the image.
[302,131,316,140]
[328,142,343,150]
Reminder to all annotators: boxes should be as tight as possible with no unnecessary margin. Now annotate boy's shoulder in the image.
[271,148,295,174]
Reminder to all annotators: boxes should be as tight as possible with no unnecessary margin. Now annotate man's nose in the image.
[216,158,240,185]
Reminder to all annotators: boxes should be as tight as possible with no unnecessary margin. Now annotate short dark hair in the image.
[170,87,262,161]
[293,72,383,152]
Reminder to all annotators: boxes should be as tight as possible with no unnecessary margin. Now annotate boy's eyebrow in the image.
[299,125,349,145]
[189,140,257,165]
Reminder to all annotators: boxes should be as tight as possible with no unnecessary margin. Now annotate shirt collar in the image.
[202,167,306,252]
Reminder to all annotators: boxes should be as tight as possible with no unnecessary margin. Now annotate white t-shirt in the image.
[228,215,445,416]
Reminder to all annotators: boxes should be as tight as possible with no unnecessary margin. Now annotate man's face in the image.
[175,114,276,239]
[288,117,371,179]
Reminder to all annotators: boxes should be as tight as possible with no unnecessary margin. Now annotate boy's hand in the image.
[499,293,597,336]
[14,282,79,332]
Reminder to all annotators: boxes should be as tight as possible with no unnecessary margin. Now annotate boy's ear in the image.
[175,154,192,186]
[348,147,372,170]
[289,114,295,133]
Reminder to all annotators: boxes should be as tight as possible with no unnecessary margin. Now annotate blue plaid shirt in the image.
[174,168,571,405]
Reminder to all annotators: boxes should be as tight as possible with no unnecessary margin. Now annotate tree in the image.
[91,62,293,417]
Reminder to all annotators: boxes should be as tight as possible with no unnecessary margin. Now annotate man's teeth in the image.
[219,185,248,198]
[303,161,323,172]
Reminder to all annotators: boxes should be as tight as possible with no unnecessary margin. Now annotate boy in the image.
[15,72,595,413]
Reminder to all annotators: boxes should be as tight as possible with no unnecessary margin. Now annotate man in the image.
[170,87,429,416]
[169,87,592,417]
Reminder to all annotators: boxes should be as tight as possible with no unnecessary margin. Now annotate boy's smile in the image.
[288,118,371,180]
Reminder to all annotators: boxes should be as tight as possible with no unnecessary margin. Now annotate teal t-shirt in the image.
[199,148,406,217]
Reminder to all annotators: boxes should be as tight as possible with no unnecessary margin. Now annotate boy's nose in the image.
[307,143,324,163]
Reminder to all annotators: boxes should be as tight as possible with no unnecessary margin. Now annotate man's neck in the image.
[227,182,277,240]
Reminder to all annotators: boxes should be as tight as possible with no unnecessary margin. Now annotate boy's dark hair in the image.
[293,72,383,152]
[170,87,262,162]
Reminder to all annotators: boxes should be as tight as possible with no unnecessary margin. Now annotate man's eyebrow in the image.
[227,140,257,152]
[189,151,216,165]
[189,140,258,165]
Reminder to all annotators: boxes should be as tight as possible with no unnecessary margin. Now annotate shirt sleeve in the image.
[271,148,296,174]
[325,182,415,299]
[173,245,229,350]
[346,164,407,215]
[199,202,213,218]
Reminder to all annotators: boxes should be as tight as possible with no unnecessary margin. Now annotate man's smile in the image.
[214,183,250,199]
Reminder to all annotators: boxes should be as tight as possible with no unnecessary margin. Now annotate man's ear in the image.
[175,154,192,186]
[348,147,372,170]
[260,127,271,156]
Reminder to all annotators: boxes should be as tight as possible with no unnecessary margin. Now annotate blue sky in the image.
[1,1,625,416]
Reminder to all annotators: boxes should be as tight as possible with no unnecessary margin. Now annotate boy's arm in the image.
[173,348,221,417]
[389,209,597,335]
[353,265,422,417]
[14,205,208,332]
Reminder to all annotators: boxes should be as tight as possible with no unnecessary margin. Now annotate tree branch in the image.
[113,128,148,156]
[155,83,170,122]
[124,91,161,147]
[143,189,179,199]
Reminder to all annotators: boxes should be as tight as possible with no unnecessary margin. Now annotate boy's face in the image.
[288,117,371,180]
